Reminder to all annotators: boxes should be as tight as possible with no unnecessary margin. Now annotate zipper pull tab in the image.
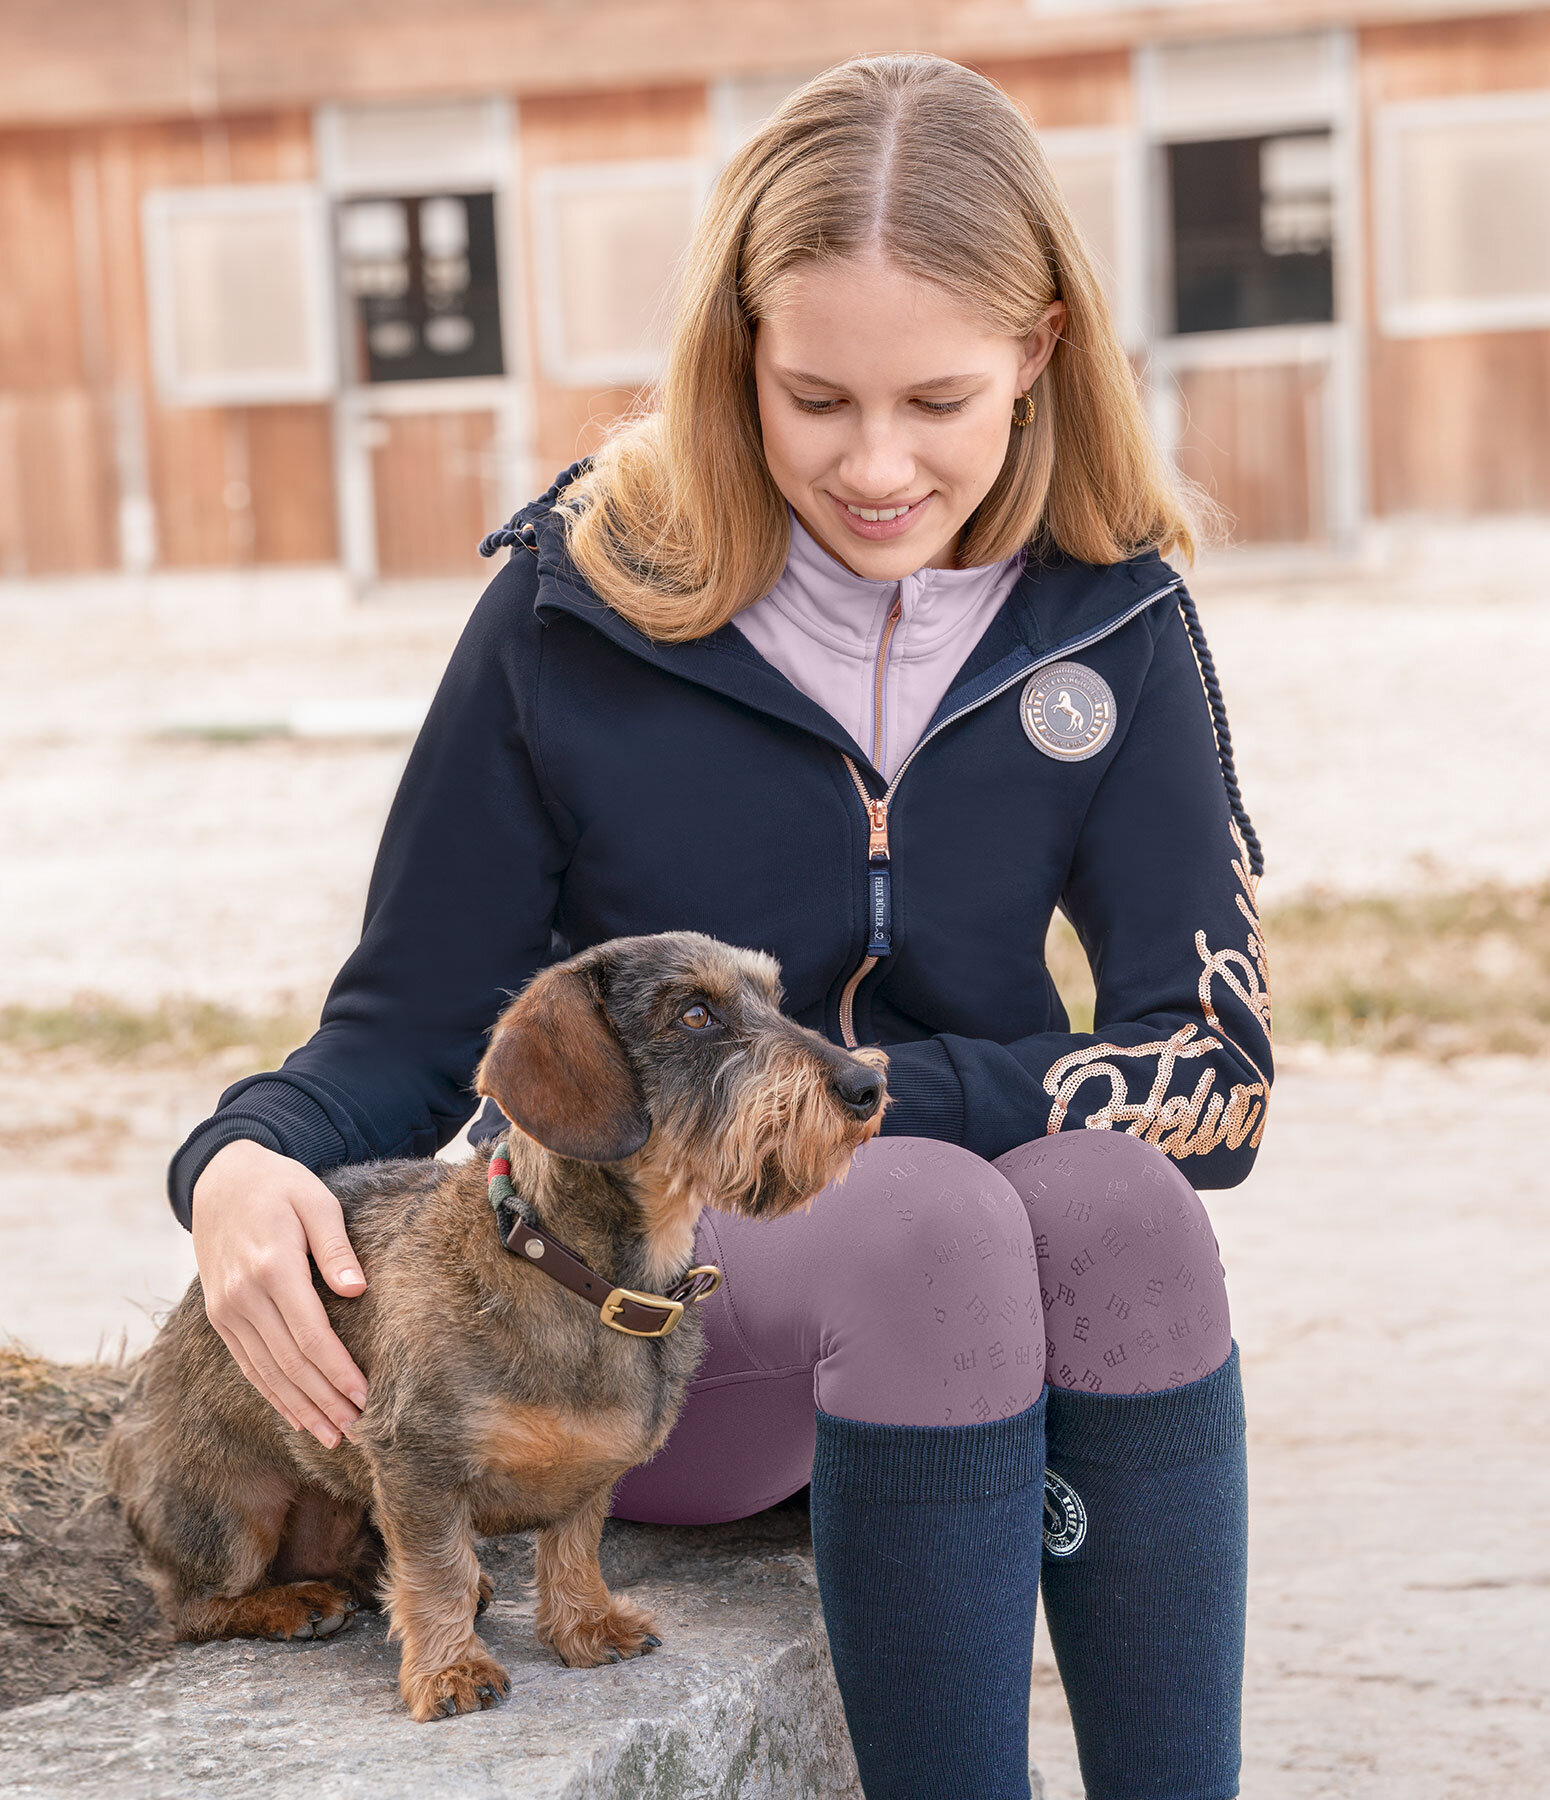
[865,796,890,862]
[864,795,891,956]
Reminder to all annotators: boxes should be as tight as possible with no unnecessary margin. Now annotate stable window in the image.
[142,184,337,406]
[1168,131,1335,334]
[336,192,504,383]
[1375,91,1550,337]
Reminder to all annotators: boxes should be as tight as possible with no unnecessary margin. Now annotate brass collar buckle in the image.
[600,1288,685,1337]
[600,1266,723,1338]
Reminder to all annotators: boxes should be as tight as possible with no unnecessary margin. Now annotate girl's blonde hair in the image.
[558,53,1199,642]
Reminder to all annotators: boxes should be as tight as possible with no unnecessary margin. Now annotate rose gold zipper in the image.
[871,593,902,770]
[838,955,876,1047]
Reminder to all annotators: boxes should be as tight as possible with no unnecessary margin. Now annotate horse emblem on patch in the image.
[1019,662,1116,762]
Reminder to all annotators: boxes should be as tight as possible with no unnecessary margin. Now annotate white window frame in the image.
[1374,88,1550,339]
[530,158,713,387]
[1134,31,1347,143]
[142,183,338,407]
[1039,125,1147,352]
[315,98,513,197]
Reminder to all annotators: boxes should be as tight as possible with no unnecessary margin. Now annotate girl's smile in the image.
[828,491,933,543]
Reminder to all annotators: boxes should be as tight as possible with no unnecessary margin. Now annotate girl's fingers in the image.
[267,1253,370,1415]
[218,1320,324,1440]
[294,1187,369,1301]
[244,1294,358,1446]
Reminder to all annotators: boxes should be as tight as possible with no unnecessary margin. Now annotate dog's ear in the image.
[475,958,650,1163]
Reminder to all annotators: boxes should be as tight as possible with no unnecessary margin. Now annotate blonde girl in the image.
[181,54,1266,1800]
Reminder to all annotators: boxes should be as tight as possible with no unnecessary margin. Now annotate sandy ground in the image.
[2,546,1549,1793]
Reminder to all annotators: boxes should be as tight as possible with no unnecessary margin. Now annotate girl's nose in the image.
[836,422,916,501]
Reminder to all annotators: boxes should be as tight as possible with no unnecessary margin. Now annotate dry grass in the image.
[1047,882,1550,1059]
[0,995,310,1073]
[0,1345,168,1711]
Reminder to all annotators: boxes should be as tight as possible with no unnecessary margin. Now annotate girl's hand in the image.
[191,1139,370,1447]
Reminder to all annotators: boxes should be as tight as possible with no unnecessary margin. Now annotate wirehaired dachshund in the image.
[106,932,888,1720]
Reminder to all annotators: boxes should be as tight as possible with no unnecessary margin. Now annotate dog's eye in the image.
[679,1004,714,1030]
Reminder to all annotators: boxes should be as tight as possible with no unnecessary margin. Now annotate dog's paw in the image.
[542,1595,661,1668]
[475,1570,494,1616]
[403,1654,511,1722]
[254,1581,359,1643]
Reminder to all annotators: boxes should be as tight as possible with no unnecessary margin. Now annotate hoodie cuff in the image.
[876,1036,966,1145]
[166,1078,351,1230]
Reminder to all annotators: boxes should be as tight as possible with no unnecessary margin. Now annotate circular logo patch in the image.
[1042,1469,1087,1557]
[1019,662,1117,762]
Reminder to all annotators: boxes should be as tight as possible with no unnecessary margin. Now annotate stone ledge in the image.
[0,1510,863,1800]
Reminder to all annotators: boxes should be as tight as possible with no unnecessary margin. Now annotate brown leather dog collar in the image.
[487,1142,721,1338]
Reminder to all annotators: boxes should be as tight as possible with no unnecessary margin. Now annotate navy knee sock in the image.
[1039,1345,1248,1800]
[810,1393,1047,1800]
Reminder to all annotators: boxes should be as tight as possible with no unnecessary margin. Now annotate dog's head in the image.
[475,931,887,1218]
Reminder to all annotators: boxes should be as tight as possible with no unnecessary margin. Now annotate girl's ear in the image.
[1017,301,1068,390]
[476,958,650,1163]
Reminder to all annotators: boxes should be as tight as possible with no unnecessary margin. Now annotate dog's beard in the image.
[670,1040,889,1220]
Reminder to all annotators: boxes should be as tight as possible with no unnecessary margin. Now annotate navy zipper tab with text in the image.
[863,795,892,956]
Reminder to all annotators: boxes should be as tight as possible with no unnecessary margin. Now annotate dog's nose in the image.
[832,1064,884,1120]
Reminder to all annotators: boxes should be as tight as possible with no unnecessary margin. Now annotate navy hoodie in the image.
[168,461,1273,1225]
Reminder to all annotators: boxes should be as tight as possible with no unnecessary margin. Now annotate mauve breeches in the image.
[612,1129,1232,1525]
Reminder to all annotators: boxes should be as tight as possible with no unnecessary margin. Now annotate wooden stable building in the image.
[1,0,1548,582]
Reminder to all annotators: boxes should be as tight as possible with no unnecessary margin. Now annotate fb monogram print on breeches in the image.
[1043,822,1273,1161]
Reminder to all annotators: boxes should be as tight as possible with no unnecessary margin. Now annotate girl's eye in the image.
[790,396,968,416]
[680,1004,713,1030]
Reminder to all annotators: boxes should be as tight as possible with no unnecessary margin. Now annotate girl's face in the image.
[753,253,1064,577]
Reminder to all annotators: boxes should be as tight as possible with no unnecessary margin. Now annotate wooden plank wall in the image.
[0,110,337,575]
[1176,363,1328,544]
[371,412,499,577]
[5,0,1544,127]
[977,48,1132,129]
[1361,13,1550,517]
[516,84,710,478]
[0,130,117,572]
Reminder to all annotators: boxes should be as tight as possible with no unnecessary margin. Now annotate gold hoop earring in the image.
[1011,387,1036,429]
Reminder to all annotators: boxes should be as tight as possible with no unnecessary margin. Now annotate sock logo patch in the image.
[1042,1469,1087,1556]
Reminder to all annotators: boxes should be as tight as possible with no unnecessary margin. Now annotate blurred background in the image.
[1,2,1548,1793]
[5,5,1550,581]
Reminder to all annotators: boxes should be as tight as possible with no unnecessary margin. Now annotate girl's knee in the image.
[998,1129,1218,1246]
[814,1138,1046,1426]
[996,1129,1232,1395]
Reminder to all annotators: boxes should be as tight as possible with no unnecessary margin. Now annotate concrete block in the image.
[0,1511,864,1800]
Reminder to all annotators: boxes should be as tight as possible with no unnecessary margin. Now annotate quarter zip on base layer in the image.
[870,593,903,771]
[832,577,1182,1048]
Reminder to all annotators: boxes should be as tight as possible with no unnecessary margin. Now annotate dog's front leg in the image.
[372,1477,510,1720]
[534,1485,661,1666]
